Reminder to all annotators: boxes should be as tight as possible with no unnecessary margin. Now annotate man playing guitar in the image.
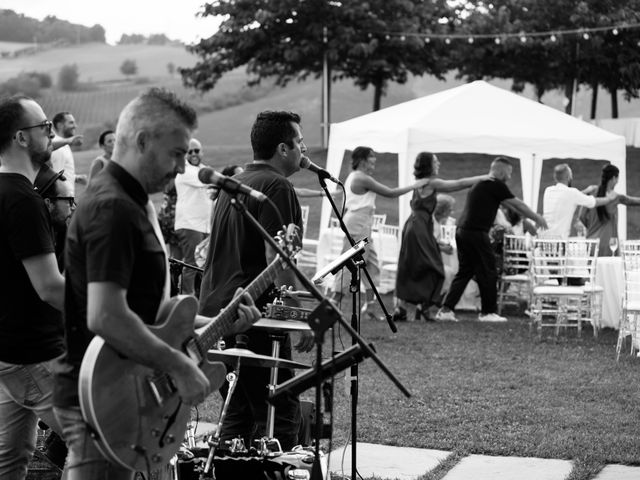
[53,88,260,480]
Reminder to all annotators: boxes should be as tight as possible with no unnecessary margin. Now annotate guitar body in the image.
[79,296,227,472]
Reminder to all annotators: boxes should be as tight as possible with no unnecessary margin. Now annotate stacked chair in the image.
[497,234,532,315]
[529,237,600,338]
[617,240,640,361]
[297,205,319,270]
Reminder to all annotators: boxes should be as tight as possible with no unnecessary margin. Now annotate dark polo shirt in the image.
[199,162,302,319]
[458,179,515,233]
[54,162,166,407]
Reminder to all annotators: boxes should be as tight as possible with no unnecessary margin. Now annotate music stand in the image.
[311,238,368,283]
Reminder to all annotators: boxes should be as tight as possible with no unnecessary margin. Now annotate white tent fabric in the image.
[321,80,627,239]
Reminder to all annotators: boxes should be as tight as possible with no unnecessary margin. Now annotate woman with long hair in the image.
[87,129,115,183]
[392,152,490,322]
[331,146,429,320]
[580,164,640,256]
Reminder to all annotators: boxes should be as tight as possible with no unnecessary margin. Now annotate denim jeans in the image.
[175,228,206,295]
[0,358,62,480]
[53,406,134,480]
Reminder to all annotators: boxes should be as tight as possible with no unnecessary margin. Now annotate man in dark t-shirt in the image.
[51,88,259,480]
[0,95,66,479]
[436,157,547,323]
[199,111,314,450]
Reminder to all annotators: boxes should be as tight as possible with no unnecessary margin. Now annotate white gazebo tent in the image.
[321,80,627,238]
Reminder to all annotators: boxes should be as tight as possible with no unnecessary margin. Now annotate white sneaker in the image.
[435,309,458,322]
[478,313,508,322]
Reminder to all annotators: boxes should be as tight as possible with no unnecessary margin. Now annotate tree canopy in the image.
[181,0,453,110]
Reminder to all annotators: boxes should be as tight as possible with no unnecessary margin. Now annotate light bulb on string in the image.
[583,32,590,40]
[494,37,501,44]
[445,37,451,44]
[468,37,474,44]
[424,37,431,44]
[385,34,390,40]
[520,35,527,43]
[550,34,557,42]
[612,28,619,35]
[400,35,406,41]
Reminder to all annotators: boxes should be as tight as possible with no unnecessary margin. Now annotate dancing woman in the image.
[331,146,428,320]
[392,152,490,322]
[580,164,640,256]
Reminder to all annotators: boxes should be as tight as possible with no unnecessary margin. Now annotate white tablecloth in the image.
[595,256,624,328]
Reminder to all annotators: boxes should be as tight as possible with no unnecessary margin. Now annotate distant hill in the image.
[0,9,104,44]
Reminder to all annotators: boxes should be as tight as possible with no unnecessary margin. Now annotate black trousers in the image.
[443,228,498,315]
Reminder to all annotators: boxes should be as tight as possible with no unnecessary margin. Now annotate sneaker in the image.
[478,313,508,322]
[435,309,458,322]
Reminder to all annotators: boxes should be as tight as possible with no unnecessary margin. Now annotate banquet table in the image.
[595,256,624,328]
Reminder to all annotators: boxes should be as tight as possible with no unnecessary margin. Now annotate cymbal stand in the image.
[203,359,240,475]
[264,332,285,454]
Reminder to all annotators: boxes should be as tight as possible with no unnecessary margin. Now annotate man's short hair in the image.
[115,87,198,154]
[52,111,70,130]
[553,163,571,182]
[0,94,30,154]
[492,156,512,168]
[250,111,301,160]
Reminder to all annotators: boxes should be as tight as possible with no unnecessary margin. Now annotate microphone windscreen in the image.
[198,167,214,184]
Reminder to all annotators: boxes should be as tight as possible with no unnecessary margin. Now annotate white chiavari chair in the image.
[371,213,387,232]
[566,238,602,337]
[617,240,640,361]
[297,205,318,269]
[529,238,585,338]
[497,234,531,315]
[376,224,400,294]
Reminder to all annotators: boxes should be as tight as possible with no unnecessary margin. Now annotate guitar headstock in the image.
[275,224,302,258]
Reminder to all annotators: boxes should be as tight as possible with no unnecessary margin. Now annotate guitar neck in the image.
[196,257,285,350]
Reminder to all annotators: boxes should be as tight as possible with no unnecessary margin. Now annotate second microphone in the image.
[197,167,267,202]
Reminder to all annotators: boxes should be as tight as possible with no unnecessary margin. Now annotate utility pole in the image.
[321,25,331,148]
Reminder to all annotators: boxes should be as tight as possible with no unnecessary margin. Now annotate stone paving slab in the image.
[329,442,450,480]
[594,464,640,479]
[442,454,573,480]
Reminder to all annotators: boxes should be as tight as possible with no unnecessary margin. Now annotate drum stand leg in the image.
[265,333,285,451]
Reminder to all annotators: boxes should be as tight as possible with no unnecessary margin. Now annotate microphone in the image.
[300,156,341,184]
[197,167,267,202]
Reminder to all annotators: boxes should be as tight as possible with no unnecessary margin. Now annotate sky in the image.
[1,0,222,44]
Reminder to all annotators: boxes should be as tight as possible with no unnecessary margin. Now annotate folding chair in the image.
[617,240,640,360]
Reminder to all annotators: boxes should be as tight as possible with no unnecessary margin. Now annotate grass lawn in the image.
[70,144,640,480]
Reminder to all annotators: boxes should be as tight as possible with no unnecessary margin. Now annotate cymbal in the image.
[253,318,311,331]
[207,348,310,369]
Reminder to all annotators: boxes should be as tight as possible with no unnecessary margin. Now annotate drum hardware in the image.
[206,348,310,369]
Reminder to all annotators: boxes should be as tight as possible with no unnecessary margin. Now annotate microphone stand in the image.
[317,176,399,480]
[226,194,410,480]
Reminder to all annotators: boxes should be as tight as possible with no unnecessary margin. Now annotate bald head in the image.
[553,163,572,184]
[187,138,202,166]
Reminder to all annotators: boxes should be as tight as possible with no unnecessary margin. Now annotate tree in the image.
[181,0,453,111]
[120,59,138,78]
[57,63,79,91]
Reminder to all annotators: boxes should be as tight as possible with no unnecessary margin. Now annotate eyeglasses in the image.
[53,196,76,208]
[17,120,53,135]
[188,149,201,155]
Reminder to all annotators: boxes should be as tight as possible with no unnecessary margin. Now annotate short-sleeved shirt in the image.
[198,162,302,318]
[458,179,515,232]
[54,161,166,408]
[543,183,597,238]
[0,173,64,364]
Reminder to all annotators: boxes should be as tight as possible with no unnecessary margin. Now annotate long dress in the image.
[396,189,444,306]
[580,200,618,256]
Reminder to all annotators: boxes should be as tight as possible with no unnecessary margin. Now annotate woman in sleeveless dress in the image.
[579,164,640,256]
[331,146,429,320]
[393,152,490,322]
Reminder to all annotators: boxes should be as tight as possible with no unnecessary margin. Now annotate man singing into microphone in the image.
[199,111,314,450]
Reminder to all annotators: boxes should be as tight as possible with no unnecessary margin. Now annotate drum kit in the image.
[170,315,326,480]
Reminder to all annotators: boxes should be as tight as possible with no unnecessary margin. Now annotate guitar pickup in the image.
[146,374,175,407]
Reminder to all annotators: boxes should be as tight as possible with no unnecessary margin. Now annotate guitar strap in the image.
[145,200,170,302]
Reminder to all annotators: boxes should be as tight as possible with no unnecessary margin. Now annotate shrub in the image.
[26,71,52,89]
[120,59,138,77]
[0,73,42,98]
[58,64,80,91]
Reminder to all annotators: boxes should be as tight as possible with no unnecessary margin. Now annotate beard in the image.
[27,141,52,166]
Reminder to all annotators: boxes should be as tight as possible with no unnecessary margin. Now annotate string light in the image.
[375,22,640,44]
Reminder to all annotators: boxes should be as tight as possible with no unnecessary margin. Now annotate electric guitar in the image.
[78,226,300,472]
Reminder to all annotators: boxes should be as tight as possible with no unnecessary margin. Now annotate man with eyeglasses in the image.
[173,137,213,295]
[34,165,76,271]
[0,94,66,479]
